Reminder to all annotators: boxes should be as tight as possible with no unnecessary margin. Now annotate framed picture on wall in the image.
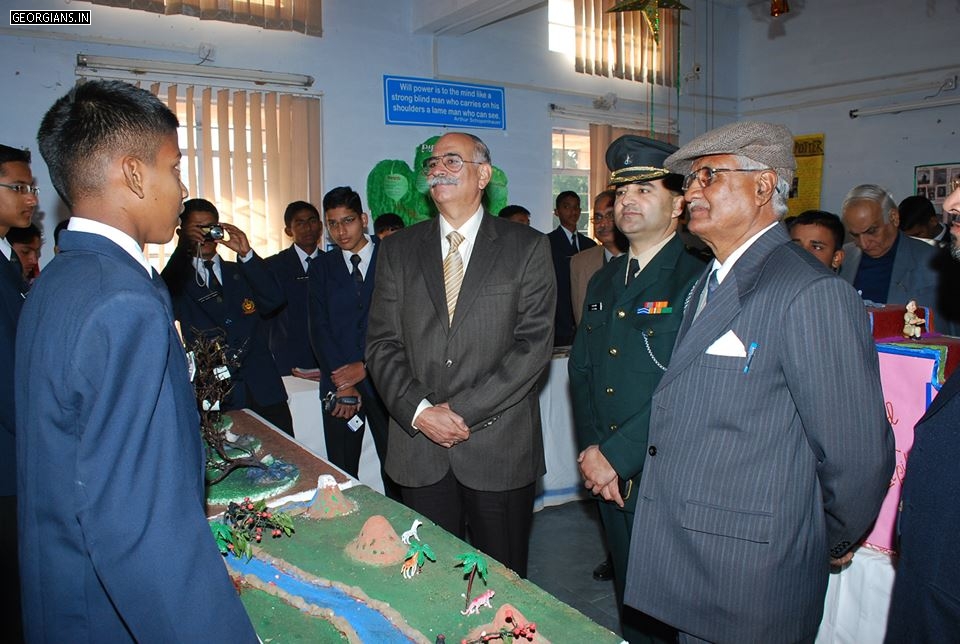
[914,162,960,217]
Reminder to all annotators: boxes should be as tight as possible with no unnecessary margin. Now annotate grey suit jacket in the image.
[839,232,956,334]
[570,245,606,326]
[624,224,894,643]
[366,214,557,491]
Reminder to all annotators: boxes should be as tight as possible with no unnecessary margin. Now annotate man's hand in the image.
[331,385,362,419]
[577,446,625,508]
[416,403,469,448]
[218,222,251,256]
[332,361,365,390]
[596,478,625,508]
[177,219,208,246]
[830,550,855,569]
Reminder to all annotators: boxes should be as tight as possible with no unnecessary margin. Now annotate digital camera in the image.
[322,391,360,412]
[200,224,224,241]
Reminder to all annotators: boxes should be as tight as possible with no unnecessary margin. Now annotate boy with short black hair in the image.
[18,79,257,642]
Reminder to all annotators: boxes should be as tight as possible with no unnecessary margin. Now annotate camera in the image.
[200,224,224,241]
[323,391,359,412]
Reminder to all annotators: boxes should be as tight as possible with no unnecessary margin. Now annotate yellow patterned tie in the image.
[443,230,465,324]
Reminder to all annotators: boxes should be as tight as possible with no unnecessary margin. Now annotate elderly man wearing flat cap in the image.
[569,135,705,643]
[622,121,894,643]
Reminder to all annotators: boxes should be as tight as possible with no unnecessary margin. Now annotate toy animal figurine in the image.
[903,300,925,339]
[401,518,423,545]
[460,589,495,616]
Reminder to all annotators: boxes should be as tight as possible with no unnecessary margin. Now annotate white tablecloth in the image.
[282,354,588,508]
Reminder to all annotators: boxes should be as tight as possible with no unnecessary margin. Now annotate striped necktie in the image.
[443,231,465,325]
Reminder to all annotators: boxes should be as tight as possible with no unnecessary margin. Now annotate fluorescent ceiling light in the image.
[850,95,960,119]
[76,54,313,88]
[549,102,676,134]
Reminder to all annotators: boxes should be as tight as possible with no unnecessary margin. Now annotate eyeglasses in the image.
[421,153,483,175]
[0,182,40,196]
[592,212,615,223]
[681,167,767,191]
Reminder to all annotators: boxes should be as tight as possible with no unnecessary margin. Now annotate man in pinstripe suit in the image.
[623,121,895,643]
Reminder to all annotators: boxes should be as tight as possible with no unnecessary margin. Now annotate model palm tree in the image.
[456,552,489,610]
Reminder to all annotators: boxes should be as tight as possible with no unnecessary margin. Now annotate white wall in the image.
[729,0,960,213]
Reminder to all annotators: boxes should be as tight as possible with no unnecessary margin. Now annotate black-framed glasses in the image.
[681,167,766,191]
[0,182,39,196]
[592,212,615,223]
[421,153,482,175]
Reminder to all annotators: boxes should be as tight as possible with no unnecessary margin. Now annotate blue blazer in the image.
[548,226,597,344]
[265,244,320,375]
[16,231,256,642]
[162,245,287,409]
[308,239,379,401]
[0,251,25,496]
[886,369,960,642]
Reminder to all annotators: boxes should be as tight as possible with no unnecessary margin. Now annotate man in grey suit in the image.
[366,132,556,577]
[623,121,895,643]
[838,184,955,334]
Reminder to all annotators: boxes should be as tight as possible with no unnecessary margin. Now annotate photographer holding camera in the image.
[161,198,294,436]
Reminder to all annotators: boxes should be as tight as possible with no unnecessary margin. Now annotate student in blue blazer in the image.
[17,80,257,643]
[0,143,37,643]
[162,198,293,435]
[308,186,397,498]
[265,200,322,375]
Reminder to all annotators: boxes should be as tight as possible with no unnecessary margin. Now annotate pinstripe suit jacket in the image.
[624,223,895,643]
[366,214,556,491]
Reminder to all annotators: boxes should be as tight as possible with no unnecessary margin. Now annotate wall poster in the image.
[914,162,960,217]
[787,133,824,216]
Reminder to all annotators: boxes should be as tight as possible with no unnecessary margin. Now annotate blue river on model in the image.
[226,555,415,643]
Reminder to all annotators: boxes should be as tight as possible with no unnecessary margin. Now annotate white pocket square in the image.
[705,329,747,357]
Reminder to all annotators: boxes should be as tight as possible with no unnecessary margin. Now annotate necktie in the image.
[203,259,221,290]
[8,251,27,294]
[443,231,465,324]
[304,255,312,275]
[350,254,363,290]
[570,234,579,253]
[626,258,640,286]
[706,269,720,302]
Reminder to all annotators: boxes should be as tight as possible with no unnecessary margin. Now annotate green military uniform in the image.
[569,234,704,639]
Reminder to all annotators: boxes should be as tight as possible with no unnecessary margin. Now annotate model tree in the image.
[456,552,489,611]
[187,330,264,484]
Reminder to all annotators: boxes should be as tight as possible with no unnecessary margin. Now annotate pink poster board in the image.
[863,347,940,552]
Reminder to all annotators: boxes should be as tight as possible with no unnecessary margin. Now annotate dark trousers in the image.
[400,468,536,578]
[0,494,23,643]
[322,389,400,500]
[598,501,676,644]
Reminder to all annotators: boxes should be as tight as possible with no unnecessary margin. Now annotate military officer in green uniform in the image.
[570,135,706,643]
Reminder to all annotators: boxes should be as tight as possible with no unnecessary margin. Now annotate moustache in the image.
[428,175,460,188]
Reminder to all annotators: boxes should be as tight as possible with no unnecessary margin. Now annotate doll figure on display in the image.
[903,300,925,339]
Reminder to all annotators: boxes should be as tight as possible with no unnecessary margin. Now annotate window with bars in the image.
[143,83,322,271]
[551,0,678,86]
[82,0,323,37]
[552,130,592,234]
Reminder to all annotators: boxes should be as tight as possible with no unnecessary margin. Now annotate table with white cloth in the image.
[283,353,589,509]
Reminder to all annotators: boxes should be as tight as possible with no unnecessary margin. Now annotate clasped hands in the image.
[578,445,624,508]
[416,402,469,449]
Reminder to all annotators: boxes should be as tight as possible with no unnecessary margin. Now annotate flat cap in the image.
[606,135,678,186]
[664,121,796,184]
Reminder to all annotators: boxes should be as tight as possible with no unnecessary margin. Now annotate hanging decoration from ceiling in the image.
[606,0,689,45]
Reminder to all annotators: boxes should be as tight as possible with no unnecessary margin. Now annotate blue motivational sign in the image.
[383,75,506,130]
